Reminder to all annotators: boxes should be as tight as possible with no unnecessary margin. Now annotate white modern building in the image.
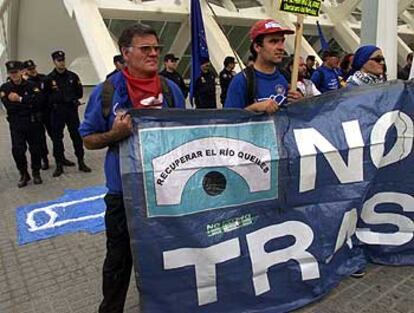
[3,0,414,85]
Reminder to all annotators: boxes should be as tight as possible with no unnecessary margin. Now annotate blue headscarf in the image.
[351,45,380,73]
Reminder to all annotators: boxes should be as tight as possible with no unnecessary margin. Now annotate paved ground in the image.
[0,93,413,313]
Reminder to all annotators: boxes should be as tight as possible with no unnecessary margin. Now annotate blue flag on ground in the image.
[317,21,329,52]
[190,0,210,105]
[16,185,107,245]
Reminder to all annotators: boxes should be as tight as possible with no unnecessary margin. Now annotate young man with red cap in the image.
[225,19,302,113]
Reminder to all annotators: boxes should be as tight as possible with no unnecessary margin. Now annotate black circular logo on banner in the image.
[202,171,227,196]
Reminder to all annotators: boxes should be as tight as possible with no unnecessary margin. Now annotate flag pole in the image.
[290,14,304,92]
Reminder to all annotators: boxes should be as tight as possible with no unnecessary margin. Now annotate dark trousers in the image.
[99,194,133,313]
[51,107,84,163]
[9,120,42,173]
[40,110,53,159]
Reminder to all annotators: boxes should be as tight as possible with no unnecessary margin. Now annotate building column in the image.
[63,0,117,81]
[361,0,398,79]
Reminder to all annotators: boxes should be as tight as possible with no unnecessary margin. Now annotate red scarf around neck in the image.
[122,68,163,109]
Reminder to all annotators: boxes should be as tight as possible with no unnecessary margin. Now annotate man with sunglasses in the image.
[0,61,44,187]
[225,19,302,112]
[47,50,91,177]
[80,23,185,313]
[160,53,188,98]
[24,59,51,170]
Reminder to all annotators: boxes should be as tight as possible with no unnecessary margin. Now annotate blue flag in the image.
[317,21,329,52]
[190,0,210,105]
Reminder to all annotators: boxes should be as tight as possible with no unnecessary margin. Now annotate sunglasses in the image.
[369,56,385,64]
[8,70,19,74]
[129,45,163,54]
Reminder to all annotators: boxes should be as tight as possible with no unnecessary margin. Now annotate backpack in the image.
[101,75,175,118]
[242,65,257,106]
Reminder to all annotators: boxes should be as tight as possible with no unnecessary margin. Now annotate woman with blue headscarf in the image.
[346,45,386,87]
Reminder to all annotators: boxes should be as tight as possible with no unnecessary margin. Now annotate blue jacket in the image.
[224,68,288,108]
[311,65,341,93]
[79,71,185,195]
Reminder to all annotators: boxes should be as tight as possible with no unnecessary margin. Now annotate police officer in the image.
[194,58,216,109]
[106,54,125,79]
[159,53,188,98]
[47,50,91,177]
[0,61,43,187]
[219,56,236,105]
[24,59,51,170]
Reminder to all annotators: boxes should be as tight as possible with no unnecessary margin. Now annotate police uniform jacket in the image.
[47,69,83,110]
[0,79,44,124]
[160,69,188,98]
[219,68,234,104]
[195,70,216,108]
[27,74,50,112]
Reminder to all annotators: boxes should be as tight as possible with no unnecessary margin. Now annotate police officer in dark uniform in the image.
[24,59,51,170]
[159,53,188,98]
[106,54,125,79]
[219,56,236,105]
[0,61,44,187]
[194,58,216,109]
[47,50,91,177]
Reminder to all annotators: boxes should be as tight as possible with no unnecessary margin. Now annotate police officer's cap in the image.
[5,61,22,72]
[51,50,65,60]
[113,54,124,64]
[224,56,235,67]
[23,59,36,69]
[164,53,179,62]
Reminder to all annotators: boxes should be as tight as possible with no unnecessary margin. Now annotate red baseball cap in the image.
[249,19,294,41]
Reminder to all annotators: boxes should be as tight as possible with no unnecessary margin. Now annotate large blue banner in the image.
[120,80,414,313]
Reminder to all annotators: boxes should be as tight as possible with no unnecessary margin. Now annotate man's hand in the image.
[110,112,133,142]
[288,90,304,102]
[8,92,21,102]
[246,99,279,114]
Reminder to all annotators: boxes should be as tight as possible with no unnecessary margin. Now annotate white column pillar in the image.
[64,0,117,82]
[168,19,190,59]
[201,0,242,73]
[361,0,398,79]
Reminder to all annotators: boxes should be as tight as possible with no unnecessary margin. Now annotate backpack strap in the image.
[242,66,256,105]
[160,76,175,108]
[101,79,115,118]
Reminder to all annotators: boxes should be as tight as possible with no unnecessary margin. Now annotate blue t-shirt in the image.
[224,69,288,108]
[79,71,185,195]
[310,65,340,93]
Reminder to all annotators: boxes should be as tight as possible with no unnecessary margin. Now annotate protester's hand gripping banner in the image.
[120,80,414,313]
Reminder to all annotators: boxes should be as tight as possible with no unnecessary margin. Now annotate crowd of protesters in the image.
[1,17,412,312]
